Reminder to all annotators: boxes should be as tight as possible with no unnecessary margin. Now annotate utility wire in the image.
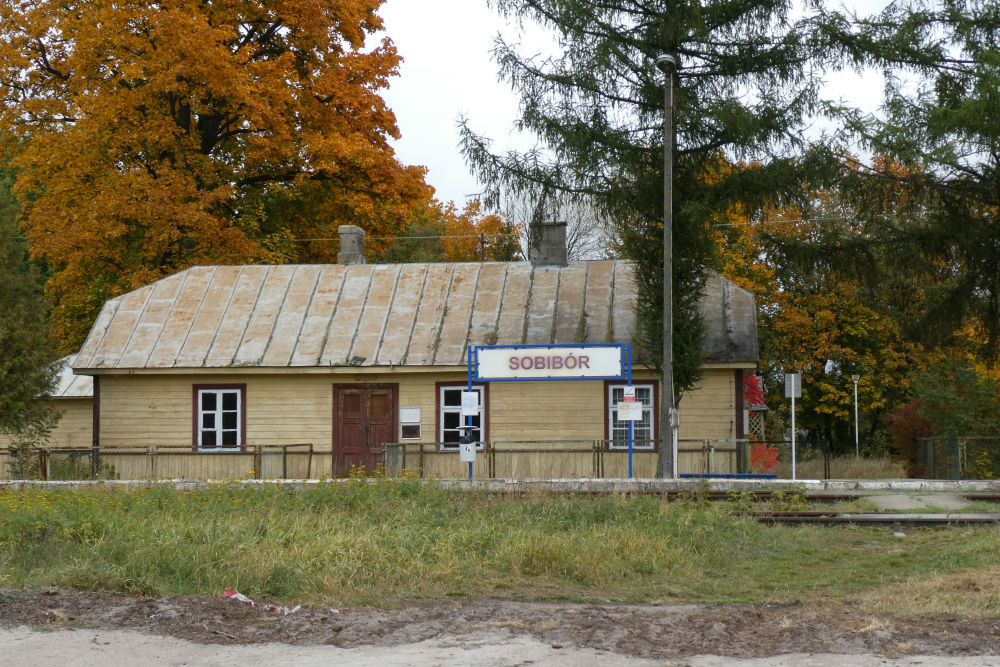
[711,216,857,228]
[276,232,520,243]
[7,232,521,243]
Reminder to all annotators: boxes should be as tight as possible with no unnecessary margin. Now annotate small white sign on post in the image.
[618,400,642,421]
[623,386,636,402]
[784,373,801,398]
[459,439,477,462]
[784,372,800,480]
[460,391,479,416]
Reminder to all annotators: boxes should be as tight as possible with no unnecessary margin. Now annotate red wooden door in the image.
[333,384,397,474]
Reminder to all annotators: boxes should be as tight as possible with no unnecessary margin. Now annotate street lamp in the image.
[655,53,678,478]
[851,374,860,457]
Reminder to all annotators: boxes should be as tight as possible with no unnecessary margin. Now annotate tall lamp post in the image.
[655,53,678,478]
[851,373,860,457]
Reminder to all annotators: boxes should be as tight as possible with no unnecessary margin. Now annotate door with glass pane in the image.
[332,384,397,474]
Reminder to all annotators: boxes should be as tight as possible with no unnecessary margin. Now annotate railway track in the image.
[748,510,1000,525]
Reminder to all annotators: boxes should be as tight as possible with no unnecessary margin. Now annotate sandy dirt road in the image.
[1,591,998,666]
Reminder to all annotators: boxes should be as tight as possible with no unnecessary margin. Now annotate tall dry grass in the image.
[0,481,998,615]
[773,455,908,479]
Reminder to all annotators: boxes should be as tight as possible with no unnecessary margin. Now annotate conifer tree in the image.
[827,0,1000,362]
[0,167,59,444]
[461,0,843,431]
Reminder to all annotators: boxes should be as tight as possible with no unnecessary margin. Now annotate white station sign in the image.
[475,345,624,380]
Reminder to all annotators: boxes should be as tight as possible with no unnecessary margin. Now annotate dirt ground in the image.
[1,589,1000,666]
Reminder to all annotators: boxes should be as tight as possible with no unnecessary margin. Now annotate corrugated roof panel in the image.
[62,373,94,398]
[434,263,481,365]
[349,264,401,365]
[53,356,93,398]
[71,261,758,370]
[700,273,758,364]
[74,298,121,369]
[145,267,215,368]
[117,273,186,368]
[89,283,155,368]
[466,262,506,348]
[233,265,295,366]
[174,268,241,367]
[581,261,614,343]
[523,266,559,345]
[203,266,269,366]
[611,262,638,344]
[376,264,428,365]
[495,263,531,345]
[290,265,348,366]
[552,263,587,344]
[319,264,375,365]
[261,265,324,367]
[404,263,453,364]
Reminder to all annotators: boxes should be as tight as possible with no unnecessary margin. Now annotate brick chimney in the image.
[337,225,365,265]
[529,220,568,267]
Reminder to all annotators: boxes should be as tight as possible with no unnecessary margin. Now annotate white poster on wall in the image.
[399,407,421,423]
[618,401,642,421]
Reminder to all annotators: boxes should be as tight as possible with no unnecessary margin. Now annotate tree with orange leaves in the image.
[438,200,521,263]
[377,199,522,264]
[0,0,430,349]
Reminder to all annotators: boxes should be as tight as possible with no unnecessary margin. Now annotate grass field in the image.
[1,479,998,617]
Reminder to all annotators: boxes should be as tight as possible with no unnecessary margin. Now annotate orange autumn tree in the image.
[377,199,522,263]
[0,0,430,349]
[438,200,522,262]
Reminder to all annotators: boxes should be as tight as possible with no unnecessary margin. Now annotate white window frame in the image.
[197,388,242,450]
[607,383,655,449]
[438,384,486,450]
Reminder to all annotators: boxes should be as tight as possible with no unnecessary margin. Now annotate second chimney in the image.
[337,225,365,265]
[529,220,568,267]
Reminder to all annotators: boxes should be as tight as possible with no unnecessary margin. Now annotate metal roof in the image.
[701,274,759,365]
[54,355,93,397]
[73,261,756,371]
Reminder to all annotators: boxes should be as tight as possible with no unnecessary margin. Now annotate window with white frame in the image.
[438,385,485,449]
[607,383,655,449]
[197,388,243,449]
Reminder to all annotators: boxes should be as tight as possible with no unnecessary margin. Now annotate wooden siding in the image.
[93,367,736,449]
[0,398,93,449]
[98,374,336,449]
[677,369,737,441]
[489,380,605,442]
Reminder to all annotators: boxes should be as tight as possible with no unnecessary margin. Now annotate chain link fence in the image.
[915,437,1000,480]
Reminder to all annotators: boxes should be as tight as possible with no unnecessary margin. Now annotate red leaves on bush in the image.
[750,442,780,473]
[743,373,765,407]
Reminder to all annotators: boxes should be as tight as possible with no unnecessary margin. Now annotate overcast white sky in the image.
[379,0,549,206]
[378,0,892,208]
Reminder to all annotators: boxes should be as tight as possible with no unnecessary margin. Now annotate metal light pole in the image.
[655,53,678,479]
[851,373,860,457]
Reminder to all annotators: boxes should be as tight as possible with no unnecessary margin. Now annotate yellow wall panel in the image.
[88,365,741,477]
[0,398,93,449]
